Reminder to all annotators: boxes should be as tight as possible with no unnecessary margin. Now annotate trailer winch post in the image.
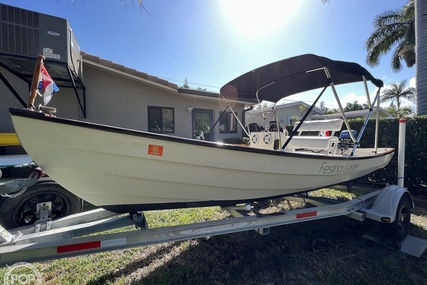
[397,118,407,187]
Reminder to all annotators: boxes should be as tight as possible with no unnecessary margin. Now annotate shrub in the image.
[350,116,427,194]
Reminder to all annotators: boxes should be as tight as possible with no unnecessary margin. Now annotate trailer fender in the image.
[363,185,413,223]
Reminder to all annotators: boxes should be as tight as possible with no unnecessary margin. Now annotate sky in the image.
[1,0,416,110]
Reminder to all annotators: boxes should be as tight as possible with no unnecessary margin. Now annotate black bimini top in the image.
[220,54,383,103]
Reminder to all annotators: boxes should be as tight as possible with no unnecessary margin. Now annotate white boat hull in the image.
[10,109,394,212]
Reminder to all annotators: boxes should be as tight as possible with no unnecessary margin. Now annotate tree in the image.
[180,78,208,91]
[298,104,307,116]
[344,100,368,112]
[365,0,415,71]
[364,0,427,115]
[381,80,416,111]
[386,103,413,118]
[324,108,340,114]
[181,78,190,89]
[317,101,329,113]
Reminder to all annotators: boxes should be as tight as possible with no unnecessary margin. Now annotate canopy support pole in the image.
[323,68,357,143]
[256,82,276,121]
[222,97,250,137]
[374,89,380,152]
[350,87,381,156]
[281,84,328,150]
[207,104,230,139]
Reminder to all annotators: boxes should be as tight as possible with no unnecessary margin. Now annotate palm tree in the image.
[322,0,426,115]
[387,103,413,118]
[381,80,416,112]
[318,101,329,113]
[365,0,415,72]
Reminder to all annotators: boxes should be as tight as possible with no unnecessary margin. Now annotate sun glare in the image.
[220,0,301,38]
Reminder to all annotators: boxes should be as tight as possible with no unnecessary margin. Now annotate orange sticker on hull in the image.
[148,144,163,156]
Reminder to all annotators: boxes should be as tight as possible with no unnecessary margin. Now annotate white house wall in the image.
[80,63,246,141]
[1,62,246,142]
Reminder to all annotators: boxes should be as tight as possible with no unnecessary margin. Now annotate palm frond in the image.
[138,0,153,17]
[365,0,415,71]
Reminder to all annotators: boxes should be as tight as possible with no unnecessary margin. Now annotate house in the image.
[245,101,323,130]
[1,51,252,144]
[311,107,393,120]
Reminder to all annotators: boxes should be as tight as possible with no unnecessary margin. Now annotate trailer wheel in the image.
[386,193,411,241]
[0,178,83,229]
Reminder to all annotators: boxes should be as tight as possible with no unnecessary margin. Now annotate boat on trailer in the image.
[9,54,394,213]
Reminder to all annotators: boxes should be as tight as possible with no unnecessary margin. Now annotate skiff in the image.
[10,54,394,212]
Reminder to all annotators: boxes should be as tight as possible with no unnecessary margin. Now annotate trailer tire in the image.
[386,193,411,241]
[0,178,83,229]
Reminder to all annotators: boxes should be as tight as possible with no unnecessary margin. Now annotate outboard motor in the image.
[338,130,358,153]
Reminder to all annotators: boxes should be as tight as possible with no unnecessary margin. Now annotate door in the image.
[192,109,214,141]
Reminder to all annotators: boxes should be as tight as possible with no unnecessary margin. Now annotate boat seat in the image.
[284,136,339,153]
[284,119,344,155]
[293,118,343,136]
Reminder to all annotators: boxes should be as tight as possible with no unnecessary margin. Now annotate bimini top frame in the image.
[220,54,384,155]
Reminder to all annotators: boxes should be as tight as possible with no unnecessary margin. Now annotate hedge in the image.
[348,116,427,194]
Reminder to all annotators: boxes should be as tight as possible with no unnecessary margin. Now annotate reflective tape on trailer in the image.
[57,238,126,254]
[296,211,317,219]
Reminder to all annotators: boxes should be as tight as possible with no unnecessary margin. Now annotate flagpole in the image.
[28,54,45,109]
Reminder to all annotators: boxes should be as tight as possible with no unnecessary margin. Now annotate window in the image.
[219,111,237,133]
[148,106,174,133]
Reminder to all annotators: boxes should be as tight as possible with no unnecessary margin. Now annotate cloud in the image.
[323,92,370,110]
[409,77,416,88]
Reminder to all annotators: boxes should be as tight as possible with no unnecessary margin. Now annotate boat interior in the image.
[247,118,352,156]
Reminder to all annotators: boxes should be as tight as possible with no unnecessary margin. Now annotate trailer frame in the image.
[0,184,413,267]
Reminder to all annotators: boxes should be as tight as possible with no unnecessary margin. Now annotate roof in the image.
[177,87,255,104]
[81,52,178,90]
[220,54,383,103]
[82,53,250,105]
[312,107,393,120]
[247,101,322,115]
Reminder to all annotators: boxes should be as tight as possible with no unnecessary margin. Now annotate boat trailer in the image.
[0,184,413,266]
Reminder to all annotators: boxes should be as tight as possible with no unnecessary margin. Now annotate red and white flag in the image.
[38,64,59,105]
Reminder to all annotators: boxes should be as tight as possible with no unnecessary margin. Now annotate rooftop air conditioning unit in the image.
[0,3,82,78]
